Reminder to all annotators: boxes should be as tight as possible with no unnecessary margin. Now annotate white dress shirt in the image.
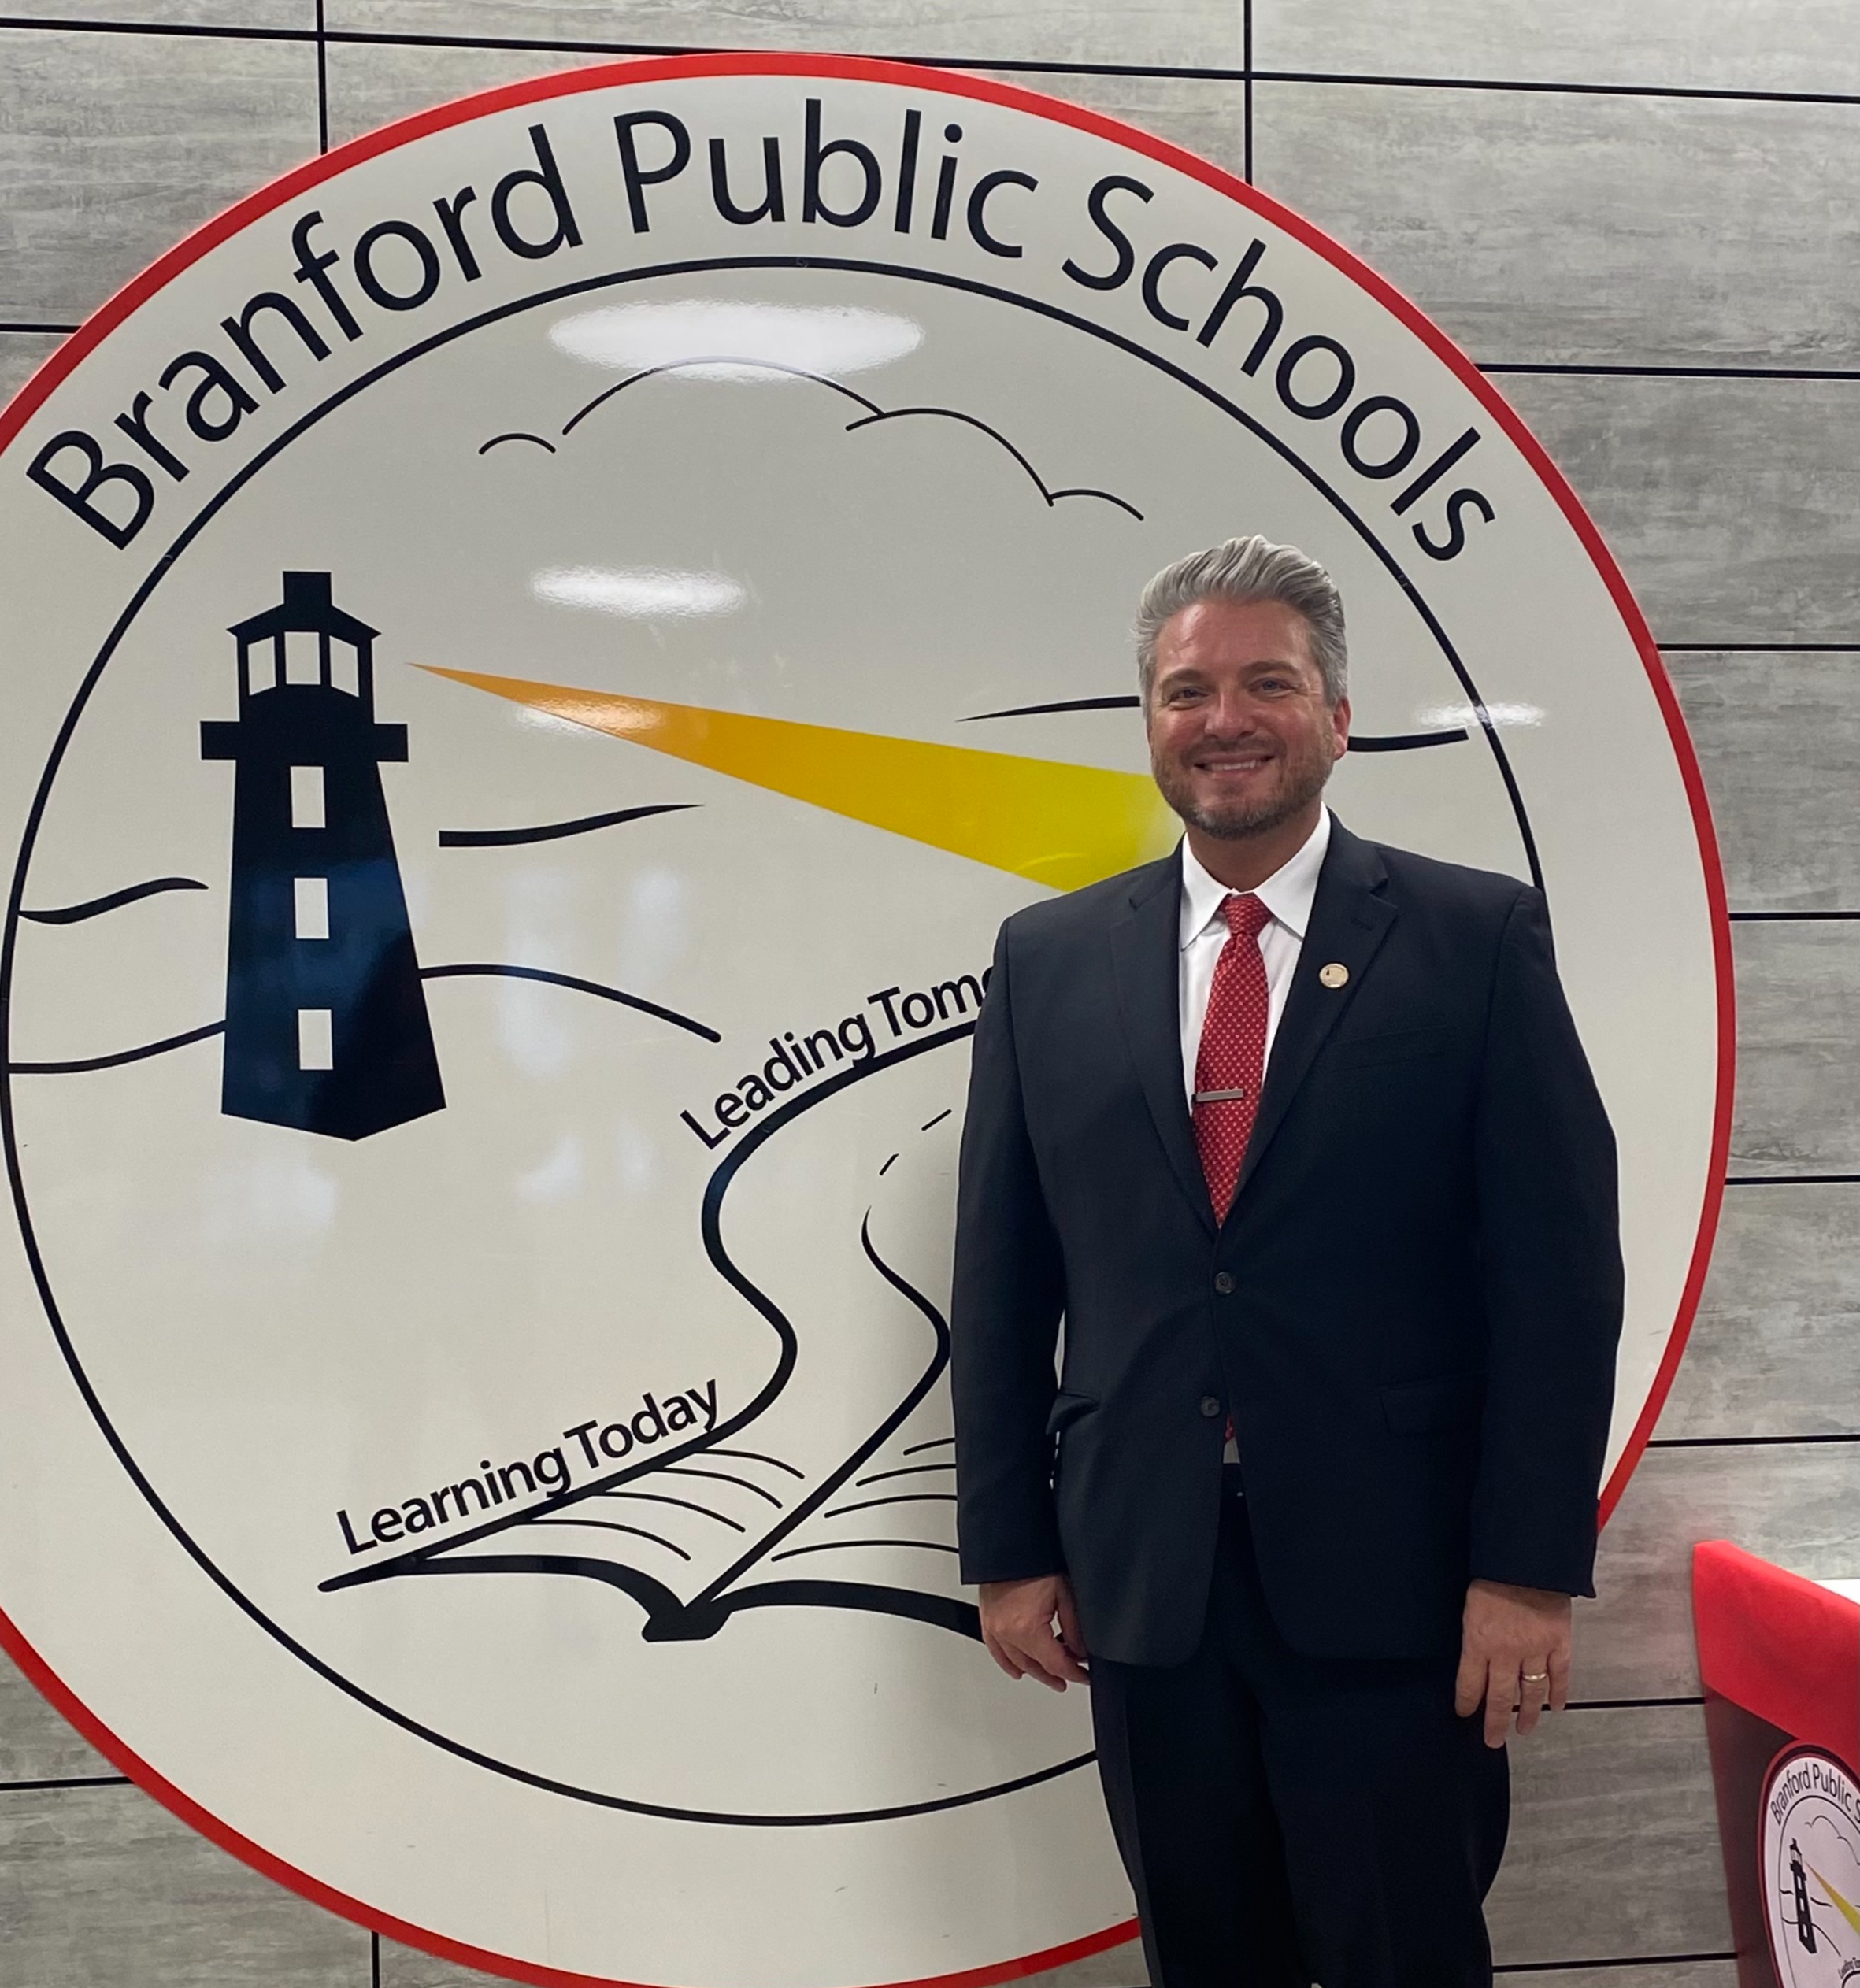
[1178,807,1332,1105]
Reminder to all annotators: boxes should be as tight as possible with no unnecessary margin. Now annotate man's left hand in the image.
[1454,1579,1573,1747]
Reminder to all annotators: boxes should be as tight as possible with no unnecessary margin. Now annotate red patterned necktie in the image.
[1193,892,1274,1220]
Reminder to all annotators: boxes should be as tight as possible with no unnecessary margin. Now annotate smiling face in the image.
[1145,595,1351,852]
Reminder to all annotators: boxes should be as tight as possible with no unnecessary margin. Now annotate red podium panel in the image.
[1693,1541,1860,1985]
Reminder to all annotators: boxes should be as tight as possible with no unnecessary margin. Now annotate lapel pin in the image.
[1318,961,1349,989]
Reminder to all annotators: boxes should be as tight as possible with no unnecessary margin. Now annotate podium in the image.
[1693,1541,1860,1985]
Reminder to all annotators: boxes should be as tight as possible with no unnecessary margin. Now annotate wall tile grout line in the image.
[0,10,312,35]
[1480,361,1860,381]
[1661,642,1860,652]
[1241,0,1253,183]
[371,1929,381,1987]
[1727,911,1859,921]
[0,14,1858,109]
[0,1775,133,1794]
[1726,1173,1860,1187]
[1494,1958,1739,1976]
[314,0,328,156]
[1562,1697,1706,1710]
[1250,66,1860,107]
[1649,1432,1860,1448]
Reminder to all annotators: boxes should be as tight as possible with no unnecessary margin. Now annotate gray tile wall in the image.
[3,4,1855,1986]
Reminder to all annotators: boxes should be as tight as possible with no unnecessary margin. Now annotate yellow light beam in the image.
[1809,1864,1860,1938]
[421,668,1179,892]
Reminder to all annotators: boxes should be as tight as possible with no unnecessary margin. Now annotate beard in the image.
[1150,727,1337,840]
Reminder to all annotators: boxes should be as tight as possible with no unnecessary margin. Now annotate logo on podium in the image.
[1762,1746,1860,1986]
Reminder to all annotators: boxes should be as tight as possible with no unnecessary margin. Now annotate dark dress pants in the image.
[1089,1494,1510,1988]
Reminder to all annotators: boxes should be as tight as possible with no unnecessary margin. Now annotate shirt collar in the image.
[1178,806,1332,951]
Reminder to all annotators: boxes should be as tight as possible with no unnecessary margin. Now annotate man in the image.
[950,536,1623,1987]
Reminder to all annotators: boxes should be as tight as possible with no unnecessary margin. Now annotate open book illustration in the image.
[323,1023,981,1643]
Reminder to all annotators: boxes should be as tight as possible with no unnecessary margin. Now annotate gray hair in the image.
[1135,535,1348,709]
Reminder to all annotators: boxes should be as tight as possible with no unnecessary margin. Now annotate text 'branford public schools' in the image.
[28,97,1494,565]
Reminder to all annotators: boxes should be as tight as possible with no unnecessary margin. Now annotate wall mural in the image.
[0,54,1730,1988]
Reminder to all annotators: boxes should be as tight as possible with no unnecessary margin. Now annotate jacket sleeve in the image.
[950,916,1069,1586]
[1469,886,1625,1597]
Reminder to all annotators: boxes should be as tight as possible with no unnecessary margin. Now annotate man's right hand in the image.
[978,1574,1091,1690]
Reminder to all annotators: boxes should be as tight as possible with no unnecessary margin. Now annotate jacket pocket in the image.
[1045,1390,1099,1437]
[1323,1024,1458,1072]
[1380,1370,1484,1435]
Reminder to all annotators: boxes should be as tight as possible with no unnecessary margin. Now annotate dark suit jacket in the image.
[950,818,1624,1667]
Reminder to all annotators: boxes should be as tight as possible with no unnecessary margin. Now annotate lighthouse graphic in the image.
[1791,1838,1820,1952]
[202,572,444,1139]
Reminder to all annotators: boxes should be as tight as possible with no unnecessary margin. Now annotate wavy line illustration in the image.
[822,1491,959,1521]
[854,1463,955,1488]
[960,696,1143,721]
[660,1464,785,1508]
[436,802,696,849]
[11,964,714,1076]
[597,1490,747,1531]
[770,1539,960,1563]
[539,1518,692,1560]
[417,964,720,1043]
[707,1446,806,1479]
[1347,728,1469,752]
[961,693,1469,751]
[19,876,206,924]
[9,1020,224,1076]
[534,357,1140,520]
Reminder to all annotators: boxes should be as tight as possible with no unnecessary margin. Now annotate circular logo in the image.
[1763,1746,1860,1985]
[0,53,1730,1988]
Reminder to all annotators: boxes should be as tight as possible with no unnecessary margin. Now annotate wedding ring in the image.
[1521,1671,1550,1684]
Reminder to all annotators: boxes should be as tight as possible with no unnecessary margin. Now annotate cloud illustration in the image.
[484,353,1143,524]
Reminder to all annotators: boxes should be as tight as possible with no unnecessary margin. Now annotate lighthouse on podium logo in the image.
[202,571,444,1139]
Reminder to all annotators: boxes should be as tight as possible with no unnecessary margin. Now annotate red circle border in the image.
[0,46,1734,1988]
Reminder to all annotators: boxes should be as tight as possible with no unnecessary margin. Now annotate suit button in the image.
[1213,1272,1236,1294]
[1199,1396,1222,1419]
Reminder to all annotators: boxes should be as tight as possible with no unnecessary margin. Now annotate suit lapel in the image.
[1109,850,1217,1238]
[1232,820,1395,1205]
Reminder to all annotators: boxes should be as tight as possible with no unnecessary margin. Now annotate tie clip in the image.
[1194,1087,1249,1103]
